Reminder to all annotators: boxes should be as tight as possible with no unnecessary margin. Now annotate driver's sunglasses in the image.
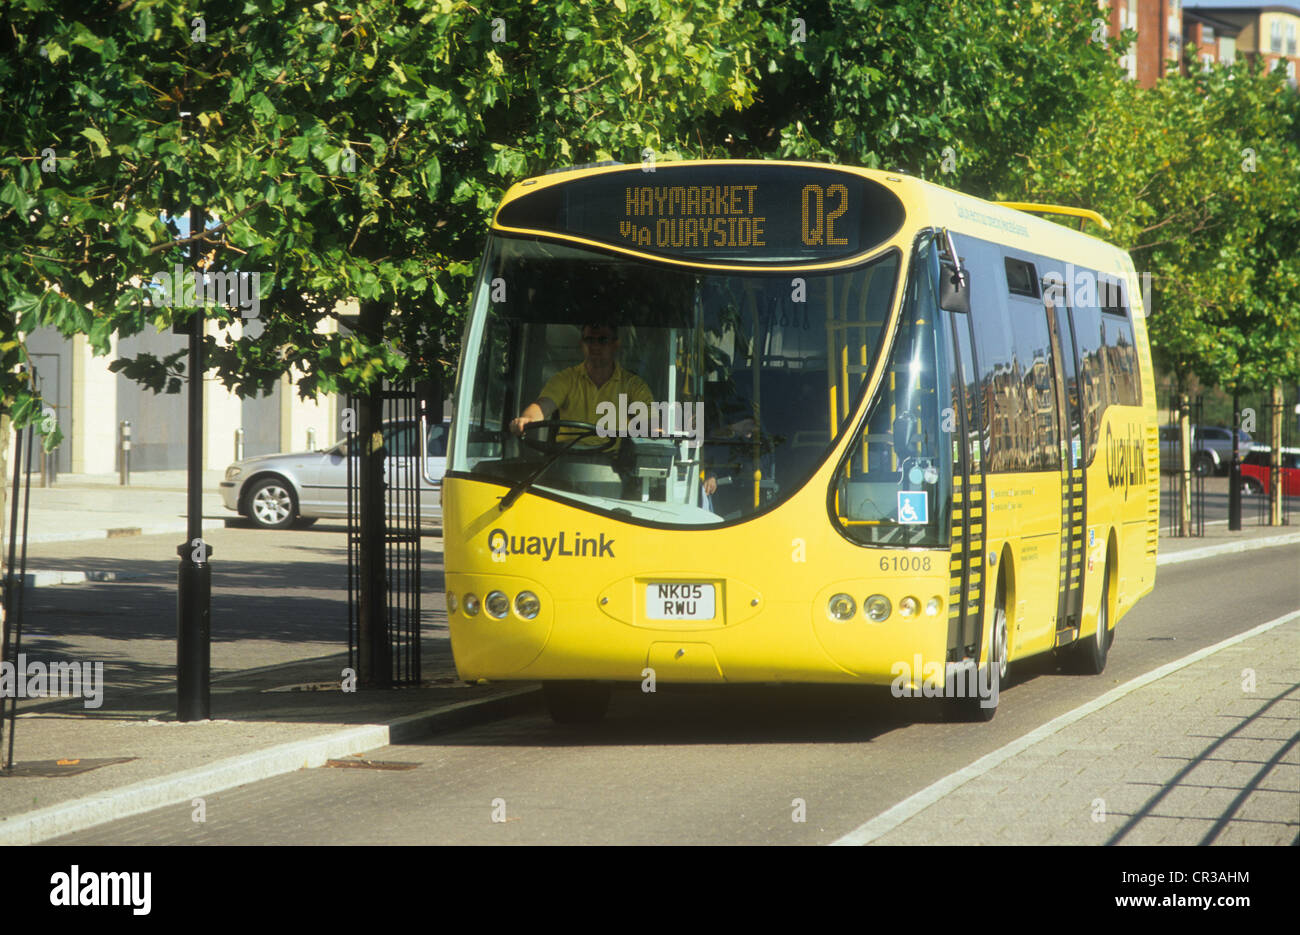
[581,335,616,346]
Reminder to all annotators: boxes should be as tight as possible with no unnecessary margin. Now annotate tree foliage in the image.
[997,60,1300,392]
[712,0,1122,193]
[0,0,1296,435]
[0,0,764,432]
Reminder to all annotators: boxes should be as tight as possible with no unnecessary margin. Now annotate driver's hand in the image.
[704,475,718,495]
[510,415,533,437]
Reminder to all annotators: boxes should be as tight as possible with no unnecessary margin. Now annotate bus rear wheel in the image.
[543,681,611,725]
[1072,562,1111,675]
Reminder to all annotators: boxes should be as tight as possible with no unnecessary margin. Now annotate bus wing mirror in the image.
[939,264,970,314]
[415,376,443,485]
[937,229,969,313]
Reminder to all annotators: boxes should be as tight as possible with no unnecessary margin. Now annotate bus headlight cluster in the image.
[452,589,542,620]
[829,593,943,623]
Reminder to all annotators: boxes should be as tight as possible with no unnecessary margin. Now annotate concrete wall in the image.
[71,333,118,473]
[116,327,188,470]
[17,321,337,475]
[22,327,75,473]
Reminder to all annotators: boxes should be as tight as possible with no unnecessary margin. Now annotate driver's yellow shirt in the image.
[539,363,654,444]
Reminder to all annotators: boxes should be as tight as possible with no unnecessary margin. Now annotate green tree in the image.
[709,0,1122,194]
[996,61,1300,395]
[0,0,765,420]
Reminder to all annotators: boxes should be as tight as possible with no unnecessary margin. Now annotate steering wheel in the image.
[518,419,617,455]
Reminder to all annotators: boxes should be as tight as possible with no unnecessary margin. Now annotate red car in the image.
[1241,447,1300,497]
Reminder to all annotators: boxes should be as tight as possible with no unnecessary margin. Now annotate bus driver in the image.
[509,320,654,445]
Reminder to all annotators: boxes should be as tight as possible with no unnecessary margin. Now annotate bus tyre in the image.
[1072,563,1111,675]
[544,681,611,725]
[946,596,1006,723]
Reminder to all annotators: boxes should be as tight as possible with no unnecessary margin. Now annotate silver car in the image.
[220,420,447,529]
[1158,424,1252,477]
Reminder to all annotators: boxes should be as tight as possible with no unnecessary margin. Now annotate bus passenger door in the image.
[1046,291,1086,640]
[942,294,986,665]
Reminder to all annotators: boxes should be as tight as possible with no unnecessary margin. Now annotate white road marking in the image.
[829,609,1300,846]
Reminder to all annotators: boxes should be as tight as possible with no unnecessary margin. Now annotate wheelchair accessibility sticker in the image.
[898,491,929,524]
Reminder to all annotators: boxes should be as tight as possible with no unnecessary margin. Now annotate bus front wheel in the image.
[543,681,611,725]
[946,593,1006,723]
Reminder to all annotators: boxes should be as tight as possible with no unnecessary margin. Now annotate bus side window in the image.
[968,238,1025,474]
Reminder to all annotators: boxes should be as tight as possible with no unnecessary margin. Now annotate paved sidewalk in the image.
[0,641,541,845]
[6,470,228,545]
[844,616,1299,846]
[1156,523,1300,564]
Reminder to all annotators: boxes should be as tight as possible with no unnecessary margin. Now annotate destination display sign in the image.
[495,164,905,263]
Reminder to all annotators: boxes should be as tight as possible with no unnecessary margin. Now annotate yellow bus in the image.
[441,160,1159,723]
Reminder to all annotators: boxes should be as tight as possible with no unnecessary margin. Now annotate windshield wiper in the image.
[498,433,589,511]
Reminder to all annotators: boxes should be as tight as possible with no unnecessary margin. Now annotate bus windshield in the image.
[451,236,901,526]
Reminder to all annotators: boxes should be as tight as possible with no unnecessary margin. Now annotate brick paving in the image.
[868,619,1299,846]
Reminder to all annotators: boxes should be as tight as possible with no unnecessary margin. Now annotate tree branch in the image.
[146,196,268,255]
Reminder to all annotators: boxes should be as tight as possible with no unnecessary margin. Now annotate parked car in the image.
[220,420,448,529]
[1158,424,1252,476]
[1240,446,1300,497]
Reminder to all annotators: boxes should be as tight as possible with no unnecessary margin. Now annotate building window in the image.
[1203,25,1215,43]
[1271,20,1283,53]
[1288,22,1297,56]
[1115,0,1138,79]
[1288,59,1297,89]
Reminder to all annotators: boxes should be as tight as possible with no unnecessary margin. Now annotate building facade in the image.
[1103,1,1300,87]
[1186,5,1300,84]
[23,320,337,477]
